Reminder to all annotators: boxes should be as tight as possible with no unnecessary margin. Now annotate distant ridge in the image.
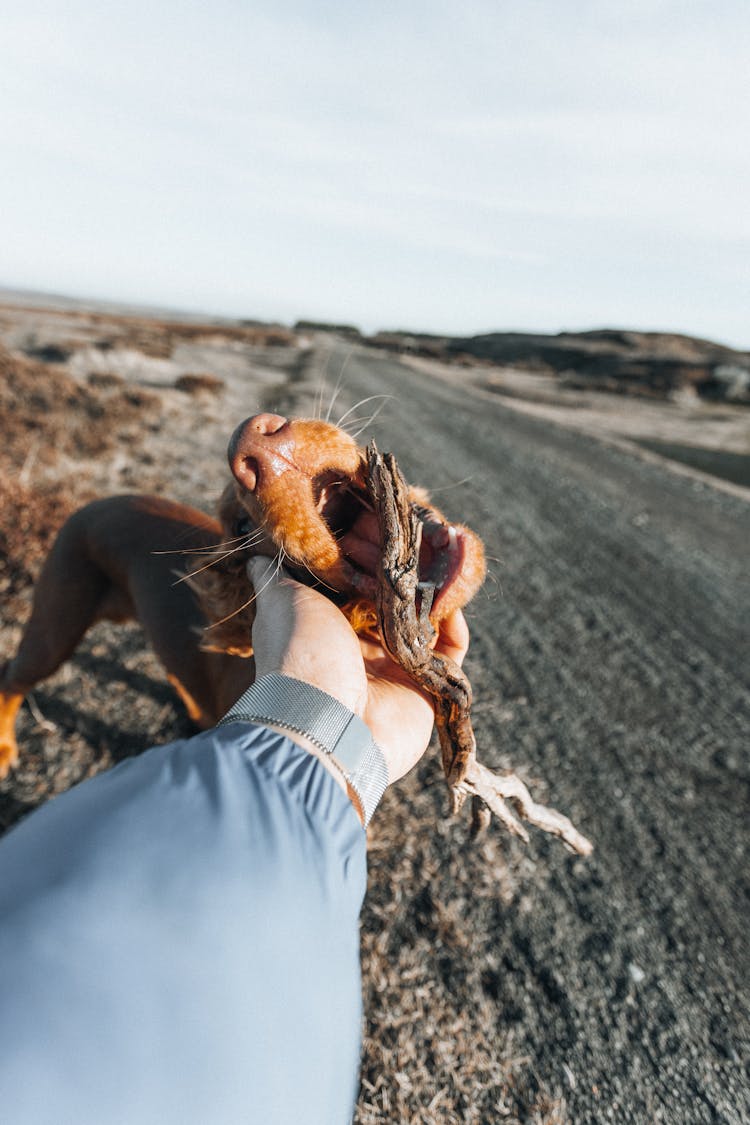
[2,286,748,403]
[0,286,280,330]
[366,327,750,404]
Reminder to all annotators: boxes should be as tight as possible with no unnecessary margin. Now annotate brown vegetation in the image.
[0,478,84,617]
[0,343,162,617]
[174,372,226,395]
[0,343,161,468]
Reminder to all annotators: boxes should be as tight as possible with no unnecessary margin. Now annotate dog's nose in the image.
[228,413,291,492]
[245,413,288,436]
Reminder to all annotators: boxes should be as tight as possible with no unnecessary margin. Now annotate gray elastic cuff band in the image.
[219,673,389,826]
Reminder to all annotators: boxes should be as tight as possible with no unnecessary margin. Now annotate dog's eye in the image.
[235,517,252,537]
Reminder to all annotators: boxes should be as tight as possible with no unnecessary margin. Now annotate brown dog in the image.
[0,414,486,779]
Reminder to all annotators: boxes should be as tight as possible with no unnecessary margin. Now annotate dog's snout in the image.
[228,413,292,492]
[246,413,288,436]
[234,455,259,492]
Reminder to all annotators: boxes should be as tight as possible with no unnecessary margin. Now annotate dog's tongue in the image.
[419,521,456,587]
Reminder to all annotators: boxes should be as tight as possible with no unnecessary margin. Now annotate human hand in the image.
[246,557,469,787]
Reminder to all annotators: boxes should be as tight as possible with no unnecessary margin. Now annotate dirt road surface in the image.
[300,343,749,1123]
[2,324,748,1122]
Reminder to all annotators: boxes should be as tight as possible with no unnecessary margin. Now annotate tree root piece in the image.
[456,762,593,855]
[366,442,593,857]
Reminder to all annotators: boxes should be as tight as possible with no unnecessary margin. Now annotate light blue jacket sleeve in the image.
[0,722,367,1125]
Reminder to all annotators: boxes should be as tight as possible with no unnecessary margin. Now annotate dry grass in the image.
[0,343,161,469]
[0,342,161,615]
[0,478,84,617]
[174,372,226,395]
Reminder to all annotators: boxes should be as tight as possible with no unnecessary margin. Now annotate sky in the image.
[1,1,749,347]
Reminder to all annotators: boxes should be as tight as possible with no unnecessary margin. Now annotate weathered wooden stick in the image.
[366,441,593,857]
[366,446,478,792]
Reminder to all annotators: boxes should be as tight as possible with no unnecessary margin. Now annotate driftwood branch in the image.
[366,442,593,857]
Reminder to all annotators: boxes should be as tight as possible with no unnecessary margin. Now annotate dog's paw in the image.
[0,691,22,780]
[0,737,19,781]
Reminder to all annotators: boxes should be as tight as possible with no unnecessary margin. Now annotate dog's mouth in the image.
[314,471,371,539]
[313,473,469,618]
[412,507,469,620]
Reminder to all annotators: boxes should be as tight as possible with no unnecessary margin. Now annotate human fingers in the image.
[246,554,285,596]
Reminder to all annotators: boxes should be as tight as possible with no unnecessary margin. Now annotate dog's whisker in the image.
[206,592,258,630]
[166,516,271,586]
[347,399,391,440]
[206,546,290,630]
[293,554,339,594]
[340,406,387,434]
[207,548,285,629]
[172,532,266,585]
[324,349,354,422]
[153,532,252,556]
[241,529,268,549]
[174,553,239,585]
[422,475,475,495]
[335,394,392,431]
[336,416,371,432]
[314,347,334,420]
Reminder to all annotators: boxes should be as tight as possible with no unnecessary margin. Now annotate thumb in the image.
[246,555,281,595]
[432,608,470,667]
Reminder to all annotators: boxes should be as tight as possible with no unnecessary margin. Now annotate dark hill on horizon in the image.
[364,326,750,404]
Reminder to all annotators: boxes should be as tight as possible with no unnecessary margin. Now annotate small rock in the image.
[562,1063,576,1089]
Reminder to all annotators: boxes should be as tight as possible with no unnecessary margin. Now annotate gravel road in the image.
[311,344,750,1123]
